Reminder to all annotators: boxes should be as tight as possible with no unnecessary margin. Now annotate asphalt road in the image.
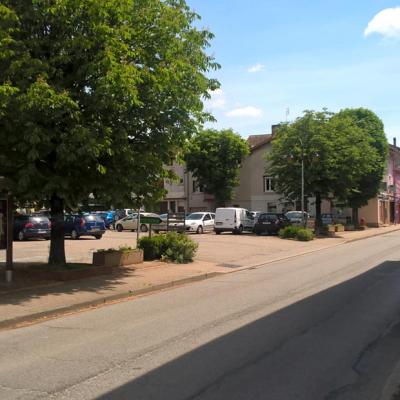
[1,232,400,399]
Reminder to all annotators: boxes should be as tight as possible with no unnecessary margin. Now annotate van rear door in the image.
[215,208,236,229]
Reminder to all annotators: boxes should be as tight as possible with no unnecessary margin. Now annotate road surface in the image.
[1,232,400,399]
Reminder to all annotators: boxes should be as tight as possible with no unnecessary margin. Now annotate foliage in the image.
[184,128,250,206]
[295,228,315,241]
[279,226,314,241]
[138,232,198,263]
[137,235,167,261]
[0,0,219,264]
[278,225,303,239]
[96,245,136,254]
[161,232,198,263]
[333,108,388,222]
[267,109,381,229]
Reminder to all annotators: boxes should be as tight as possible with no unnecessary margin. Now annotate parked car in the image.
[115,213,161,232]
[250,211,262,223]
[214,207,254,234]
[285,211,309,225]
[182,212,215,234]
[95,211,115,229]
[14,214,51,241]
[321,213,335,225]
[152,212,190,233]
[64,214,105,239]
[253,213,290,235]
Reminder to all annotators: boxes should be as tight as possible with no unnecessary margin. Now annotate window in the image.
[192,180,204,193]
[267,202,277,212]
[203,214,211,221]
[263,176,275,192]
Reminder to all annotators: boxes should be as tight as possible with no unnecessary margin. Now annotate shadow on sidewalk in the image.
[0,262,140,305]
[95,260,400,400]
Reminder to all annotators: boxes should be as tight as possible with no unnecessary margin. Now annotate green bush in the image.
[278,225,303,239]
[162,232,198,263]
[295,228,315,241]
[137,232,198,263]
[137,235,165,260]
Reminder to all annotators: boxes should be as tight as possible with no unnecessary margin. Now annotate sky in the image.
[187,0,400,143]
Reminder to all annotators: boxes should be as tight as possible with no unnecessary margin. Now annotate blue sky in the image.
[187,0,400,143]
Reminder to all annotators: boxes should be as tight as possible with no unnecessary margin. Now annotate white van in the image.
[214,207,255,234]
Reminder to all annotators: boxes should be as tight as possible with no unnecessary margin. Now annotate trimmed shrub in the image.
[161,232,198,263]
[278,225,303,239]
[137,235,165,260]
[137,232,198,263]
[295,228,315,241]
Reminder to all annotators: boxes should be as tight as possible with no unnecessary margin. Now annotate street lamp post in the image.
[299,138,305,228]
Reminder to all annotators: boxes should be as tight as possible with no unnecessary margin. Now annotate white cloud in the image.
[365,7,400,38]
[206,88,226,110]
[226,106,263,118]
[247,63,265,73]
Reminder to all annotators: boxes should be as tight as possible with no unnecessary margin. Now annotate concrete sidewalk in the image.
[1,224,400,330]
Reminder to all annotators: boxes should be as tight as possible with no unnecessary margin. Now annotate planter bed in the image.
[93,249,144,267]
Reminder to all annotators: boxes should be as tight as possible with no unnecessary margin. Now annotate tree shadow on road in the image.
[94,260,400,400]
[0,262,143,305]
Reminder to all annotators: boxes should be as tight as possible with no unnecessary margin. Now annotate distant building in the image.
[159,162,214,213]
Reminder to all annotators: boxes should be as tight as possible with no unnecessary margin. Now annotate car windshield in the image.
[187,213,204,220]
[286,212,303,218]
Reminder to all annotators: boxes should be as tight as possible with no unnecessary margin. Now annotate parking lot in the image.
[0,229,346,269]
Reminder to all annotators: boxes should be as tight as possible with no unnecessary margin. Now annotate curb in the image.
[1,226,399,330]
[0,272,222,331]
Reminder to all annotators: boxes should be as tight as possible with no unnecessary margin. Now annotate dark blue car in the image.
[13,215,51,241]
[64,214,105,240]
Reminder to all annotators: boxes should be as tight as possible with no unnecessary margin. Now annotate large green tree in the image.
[184,128,249,207]
[333,108,388,225]
[0,0,219,264]
[267,110,379,231]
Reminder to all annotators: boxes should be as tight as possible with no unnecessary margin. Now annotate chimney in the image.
[394,137,397,147]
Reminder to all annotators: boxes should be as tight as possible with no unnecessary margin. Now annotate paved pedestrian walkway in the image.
[1,225,399,330]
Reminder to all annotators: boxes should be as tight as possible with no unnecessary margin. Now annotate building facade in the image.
[160,130,399,226]
[159,162,214,213]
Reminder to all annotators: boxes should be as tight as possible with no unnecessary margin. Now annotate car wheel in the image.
[71,229,79,240]
[45,236,50,240]
[154,230,159,234]
[95,235,102,240]
[255,231,261,236]
[215,230,221,235]
[18,230,25,241]
[234,225,243,235]
[196,225,203,234]
[140,224,148,233]
[116,224,123,232]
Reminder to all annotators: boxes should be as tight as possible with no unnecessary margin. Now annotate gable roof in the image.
[247,134,273,152]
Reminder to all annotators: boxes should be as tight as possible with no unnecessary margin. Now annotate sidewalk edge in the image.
[0,272,222,330]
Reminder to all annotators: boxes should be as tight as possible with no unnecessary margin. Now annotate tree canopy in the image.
[0,0,219,263]
[267,109,383,228]
[333,108,388,222]
[184,128,249,207]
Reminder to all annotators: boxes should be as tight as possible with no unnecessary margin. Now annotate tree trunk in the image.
[49,194,66,265]
[315,191,322,235]
[352,207,359,229]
